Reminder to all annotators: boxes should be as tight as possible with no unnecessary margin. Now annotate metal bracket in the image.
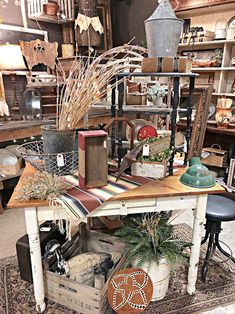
[119,201,128,215]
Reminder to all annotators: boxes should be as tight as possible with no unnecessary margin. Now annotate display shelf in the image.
[175,2,235,18]
[212,92,235,97]
[176,6,235,96]
[192,67,235,72]
[29,15,73,24]
[179,39,235,49]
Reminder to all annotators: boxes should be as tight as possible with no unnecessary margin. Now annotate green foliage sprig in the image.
[139,148,172,162]
[16,171,72,201]
[115,213,191,269]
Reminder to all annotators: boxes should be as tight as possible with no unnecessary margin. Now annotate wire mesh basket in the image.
[17,141,78,176]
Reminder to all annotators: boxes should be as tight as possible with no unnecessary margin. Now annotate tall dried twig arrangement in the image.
[56,44,147,130]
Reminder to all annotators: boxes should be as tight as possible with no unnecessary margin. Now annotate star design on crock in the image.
[111,270,149,311]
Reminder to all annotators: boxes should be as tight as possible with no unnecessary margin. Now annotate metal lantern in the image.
[145,0,183,58]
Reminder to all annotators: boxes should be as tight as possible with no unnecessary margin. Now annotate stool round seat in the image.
[206,195,235,222]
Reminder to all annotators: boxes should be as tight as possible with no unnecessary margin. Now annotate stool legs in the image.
[201,232,215,282]
[201,220,235,282]
[201,220,221,282]
[215,234,235,263]
[201,230,209,245]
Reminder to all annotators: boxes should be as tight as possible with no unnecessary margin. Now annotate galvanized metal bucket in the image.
[145,0,183,58]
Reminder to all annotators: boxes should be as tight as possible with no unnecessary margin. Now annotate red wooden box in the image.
[78,130,108,189]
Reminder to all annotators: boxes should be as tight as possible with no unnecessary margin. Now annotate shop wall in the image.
[111,0,158,47]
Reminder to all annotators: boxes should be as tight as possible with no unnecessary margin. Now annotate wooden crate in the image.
[78,130,108,189]
[126,93,147,105]
[131,160,167,179]
[202,146,228,168]
[44,228,125,314]
[141,57,192,73]
[27,0,75,22]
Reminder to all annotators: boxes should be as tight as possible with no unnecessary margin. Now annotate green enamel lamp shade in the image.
[180,157,215,188]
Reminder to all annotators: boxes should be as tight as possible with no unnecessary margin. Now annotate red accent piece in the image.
[137,125,157,141]
[78,174,86,189]
[78,130,108,151]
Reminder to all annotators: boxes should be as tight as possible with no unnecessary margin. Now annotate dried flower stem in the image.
[56,45,147,130]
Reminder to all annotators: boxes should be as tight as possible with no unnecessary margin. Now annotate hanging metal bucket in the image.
[145,0,183,58]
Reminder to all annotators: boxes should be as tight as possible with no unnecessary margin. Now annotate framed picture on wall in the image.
[227,159,235,191]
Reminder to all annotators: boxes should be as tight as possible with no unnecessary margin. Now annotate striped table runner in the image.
[58,174,149,219]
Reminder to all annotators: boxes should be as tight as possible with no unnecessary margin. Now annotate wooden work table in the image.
[8,163,224,313]
[0,120,51,143]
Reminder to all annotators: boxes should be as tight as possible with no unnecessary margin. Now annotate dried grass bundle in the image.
[16,171,72,201]
[56,44,147,130]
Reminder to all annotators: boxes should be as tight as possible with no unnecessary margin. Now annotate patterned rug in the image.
[0,224,235,314]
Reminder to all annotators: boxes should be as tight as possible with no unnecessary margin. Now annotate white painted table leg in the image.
[25,207,46,313]
[187,194,207,295]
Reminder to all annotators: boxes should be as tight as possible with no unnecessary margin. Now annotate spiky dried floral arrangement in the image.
[56,44,147,130]
[16,171,72,201]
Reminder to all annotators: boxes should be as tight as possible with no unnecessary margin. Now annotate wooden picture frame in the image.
[97,0,113,52]
[227,159,235,191]
[181,85,213,160]
[0,72,5,101]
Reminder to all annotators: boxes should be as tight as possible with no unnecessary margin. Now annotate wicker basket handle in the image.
[211,144,221,150]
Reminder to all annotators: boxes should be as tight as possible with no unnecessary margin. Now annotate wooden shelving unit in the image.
[176,5,235,97]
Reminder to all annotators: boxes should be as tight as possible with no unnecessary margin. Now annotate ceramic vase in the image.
[154,96,163,107]
[215,107,232,129]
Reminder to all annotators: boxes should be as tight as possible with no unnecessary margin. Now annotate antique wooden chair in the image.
[19,39,58,87]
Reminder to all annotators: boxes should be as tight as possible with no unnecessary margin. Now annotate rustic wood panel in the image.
[111,0,158,46]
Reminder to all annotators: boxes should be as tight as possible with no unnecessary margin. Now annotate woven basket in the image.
[202,144,228,168]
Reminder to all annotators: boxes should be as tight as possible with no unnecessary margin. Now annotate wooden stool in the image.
[201,195,235,282]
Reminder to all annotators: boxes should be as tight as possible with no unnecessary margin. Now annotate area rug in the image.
[0,224,235,314]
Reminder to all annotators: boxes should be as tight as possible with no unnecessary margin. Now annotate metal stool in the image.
[201,195,235,282]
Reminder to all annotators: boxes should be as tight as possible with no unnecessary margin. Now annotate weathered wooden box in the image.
[131,160,167,179]
[202,146,228,168]
[78,130,108,189]
[44,228,125,314]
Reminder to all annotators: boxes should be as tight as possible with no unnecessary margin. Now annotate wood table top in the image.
[8,163,225,209]
[110,169,224,201]
[7,163,49,209]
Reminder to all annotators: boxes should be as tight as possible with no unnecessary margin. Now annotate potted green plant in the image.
[147,84,168,107]
[115,213,191,301]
